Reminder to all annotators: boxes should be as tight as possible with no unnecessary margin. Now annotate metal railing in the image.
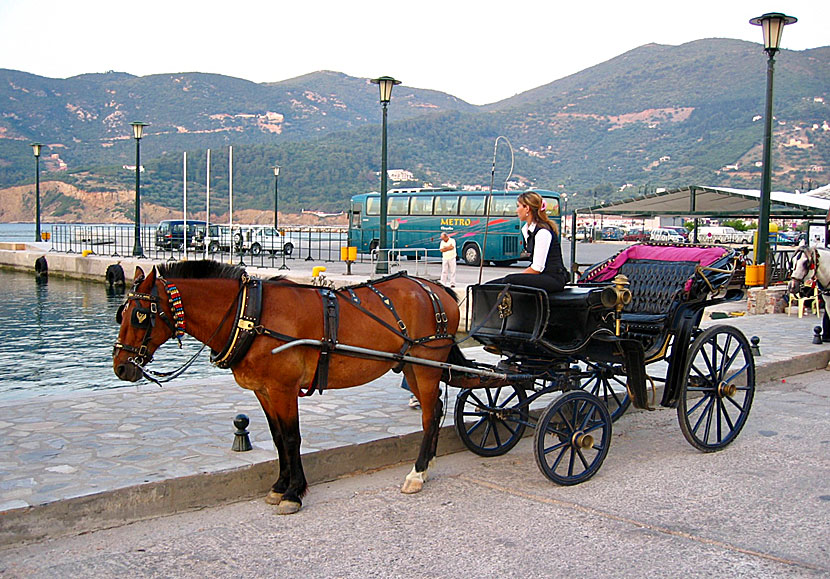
[49,224,352,268]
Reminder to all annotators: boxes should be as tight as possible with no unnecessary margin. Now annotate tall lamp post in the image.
[370,75,400,274]
[273,165,280,230]
[31,142,43,242]
[130,121,148,257]
[750,12,796,270]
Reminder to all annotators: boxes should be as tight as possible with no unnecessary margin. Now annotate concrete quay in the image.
[1,243,829,547]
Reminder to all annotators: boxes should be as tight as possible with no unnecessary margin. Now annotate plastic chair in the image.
[788,280,820,319]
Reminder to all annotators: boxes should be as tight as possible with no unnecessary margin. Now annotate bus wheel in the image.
[462,243,481,266]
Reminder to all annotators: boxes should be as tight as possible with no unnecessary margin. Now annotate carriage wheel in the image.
[534,390,612,485]
[454,386,528,457]
[677,325,755,452]
[579,362,631,422]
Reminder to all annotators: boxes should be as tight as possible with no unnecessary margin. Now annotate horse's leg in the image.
[401,364,444,494]
[269,395,308,514]
[255,392,289,505]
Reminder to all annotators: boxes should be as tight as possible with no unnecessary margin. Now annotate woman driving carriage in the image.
[488,190,570,292]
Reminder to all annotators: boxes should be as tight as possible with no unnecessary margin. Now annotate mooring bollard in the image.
[813,326,824,345]
[232,413,253,452]
[750,336,761,357]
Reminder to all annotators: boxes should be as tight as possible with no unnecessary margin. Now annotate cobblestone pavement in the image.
[1,274,828,544]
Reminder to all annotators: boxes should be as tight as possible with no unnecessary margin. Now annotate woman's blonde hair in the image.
[518,191,559,236]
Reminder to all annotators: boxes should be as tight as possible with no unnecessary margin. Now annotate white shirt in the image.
[439,236,457,261]
[522,222,553,273]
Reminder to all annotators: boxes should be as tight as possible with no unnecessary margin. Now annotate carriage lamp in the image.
[370,76,401,275]
[31,142,43,242]
[130,121,149,257]
[600,274,632,336]
[750,12,796,274]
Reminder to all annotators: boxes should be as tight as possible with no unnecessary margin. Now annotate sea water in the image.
[0,267,225,401]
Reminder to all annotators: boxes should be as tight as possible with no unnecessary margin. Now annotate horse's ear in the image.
[133,266,145,283]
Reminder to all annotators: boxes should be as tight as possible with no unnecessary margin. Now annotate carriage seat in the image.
[578,244,733,329]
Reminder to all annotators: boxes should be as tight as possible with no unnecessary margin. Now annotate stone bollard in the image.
[231,414,253,452]
[813,326,824,345]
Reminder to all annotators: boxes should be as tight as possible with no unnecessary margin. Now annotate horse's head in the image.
[112,265,177,382]
[788,245,818,296]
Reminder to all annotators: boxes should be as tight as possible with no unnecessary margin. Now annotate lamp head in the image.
[130,121,149,140]
[370,76,401,104]
[750,12,797,55]
[31,142,43,158]
[274,165,280,177]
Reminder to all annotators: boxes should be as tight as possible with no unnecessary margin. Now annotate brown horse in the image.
[112,260,460,514]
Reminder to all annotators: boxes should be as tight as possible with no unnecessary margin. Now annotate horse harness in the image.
[113,272,186,367]
[211,271,453,396]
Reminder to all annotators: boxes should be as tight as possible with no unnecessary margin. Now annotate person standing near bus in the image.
[489,191,569,293]
[439,232,457,287]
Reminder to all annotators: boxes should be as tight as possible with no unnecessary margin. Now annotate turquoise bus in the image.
[347,188,561,266]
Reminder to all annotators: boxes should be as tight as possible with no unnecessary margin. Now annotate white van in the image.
[696,226,752,244]
[650,228,686,243]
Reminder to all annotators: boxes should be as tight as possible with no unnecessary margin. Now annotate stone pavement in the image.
[1,309,828,546]
[1,246,830,546]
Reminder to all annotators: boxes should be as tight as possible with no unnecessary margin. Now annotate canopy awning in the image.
[580,185,830,219]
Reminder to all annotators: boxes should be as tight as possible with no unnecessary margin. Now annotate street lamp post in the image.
[130,121,148,257]
[273,165,280,230]
[750,12,796,269]
[370,75,401,275]
[31,142,43,242]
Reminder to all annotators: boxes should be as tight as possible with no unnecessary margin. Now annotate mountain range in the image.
[1,38,828,218]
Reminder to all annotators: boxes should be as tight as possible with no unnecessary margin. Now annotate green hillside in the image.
[1,39,828,214]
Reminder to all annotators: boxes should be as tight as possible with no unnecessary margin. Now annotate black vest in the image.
[526,224,567,278]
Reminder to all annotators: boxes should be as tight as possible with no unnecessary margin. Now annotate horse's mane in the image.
[157,260,246,280]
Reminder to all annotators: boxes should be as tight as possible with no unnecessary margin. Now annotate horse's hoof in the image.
[276,500,302,515]
[401,478,424,494]
[401,466,427,494]
[264,490,283,505]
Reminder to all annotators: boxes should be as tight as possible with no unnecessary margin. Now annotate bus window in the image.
[388,197,409,215]
[410,196,434,215]
[460,196,486,216]
[434,196,459,215]
[490,197,516,216]
[366,197,379,215]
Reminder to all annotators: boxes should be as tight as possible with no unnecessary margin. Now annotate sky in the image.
[0,0,827,106]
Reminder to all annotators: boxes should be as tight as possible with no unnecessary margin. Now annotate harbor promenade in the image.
[1,244,829,547]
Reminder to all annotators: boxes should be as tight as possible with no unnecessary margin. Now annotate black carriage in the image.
[450,243,755,485]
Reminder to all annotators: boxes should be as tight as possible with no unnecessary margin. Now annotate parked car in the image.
[665,226,689,241]
[245,227,295,256]
[155,220,207,250]
[623,228,651,242]
[601,226,625,241]
[650,227,686,243]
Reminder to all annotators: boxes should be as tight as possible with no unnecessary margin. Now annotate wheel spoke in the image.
[724,393,747,413]
[689,395,714,433]
[720,398,736,432]
[548,444,569,470]
[575,447,591,470]
[723,362,750,385]
[489,417,504,448]
[702,395,715,443]
[567,445,576,477]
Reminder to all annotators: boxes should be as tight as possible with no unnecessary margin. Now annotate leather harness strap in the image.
[210,274,264,369]
[206,271,453,396]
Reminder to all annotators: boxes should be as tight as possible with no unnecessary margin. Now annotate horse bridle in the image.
[113,272,185,367]
[789,247,819,287]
